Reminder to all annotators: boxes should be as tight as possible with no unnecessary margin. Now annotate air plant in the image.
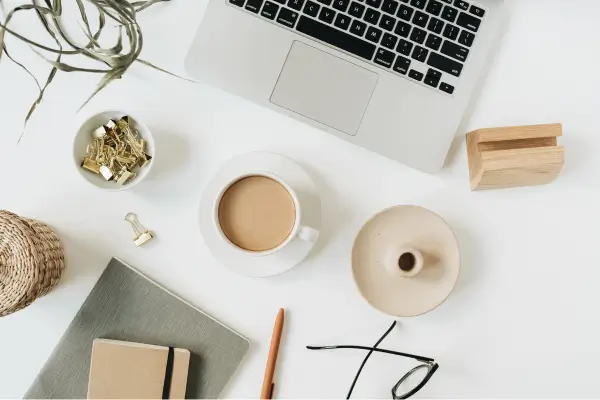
[0,0,187,142]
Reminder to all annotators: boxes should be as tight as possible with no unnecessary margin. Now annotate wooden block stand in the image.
[466,123,564,191]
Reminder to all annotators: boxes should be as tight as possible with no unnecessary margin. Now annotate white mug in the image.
[213,171,319,256]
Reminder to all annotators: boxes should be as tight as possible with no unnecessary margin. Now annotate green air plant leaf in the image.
[136,58,196,82]
[78,65,126,111]
[32,48,110,72]
[2,43,42,92]
[134,0,170,13]
[0,0,186,143]
[0,25,5,60]
[16,1,64,143]
[75,0,93,39]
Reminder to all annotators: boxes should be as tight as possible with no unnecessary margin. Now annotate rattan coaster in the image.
[0,211,65,317]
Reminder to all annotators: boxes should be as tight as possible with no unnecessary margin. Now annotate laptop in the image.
[185,0,506,172]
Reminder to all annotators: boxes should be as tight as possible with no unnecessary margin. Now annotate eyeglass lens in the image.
[392,364,431,399]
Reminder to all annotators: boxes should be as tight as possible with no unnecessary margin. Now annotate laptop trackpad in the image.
[270,41,378,136]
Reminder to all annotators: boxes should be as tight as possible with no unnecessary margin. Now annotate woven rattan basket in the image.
[0,210,65,317]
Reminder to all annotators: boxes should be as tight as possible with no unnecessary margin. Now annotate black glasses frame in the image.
[307,321,439,399]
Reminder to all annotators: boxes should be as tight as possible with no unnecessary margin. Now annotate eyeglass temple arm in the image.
[306,345,434,364]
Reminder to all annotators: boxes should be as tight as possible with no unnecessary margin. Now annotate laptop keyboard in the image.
[228,0,486,96]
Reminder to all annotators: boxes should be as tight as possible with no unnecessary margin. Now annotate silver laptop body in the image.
[185,0,506,172]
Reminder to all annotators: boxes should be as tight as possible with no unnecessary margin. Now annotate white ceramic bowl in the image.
[73,110,155,191]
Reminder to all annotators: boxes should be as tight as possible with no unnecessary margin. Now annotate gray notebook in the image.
[25,258,250,399]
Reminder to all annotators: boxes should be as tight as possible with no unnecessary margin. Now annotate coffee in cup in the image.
[215,172,319,256]
[218,175,297,252]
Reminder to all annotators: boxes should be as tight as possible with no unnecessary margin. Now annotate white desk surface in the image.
[1,0,599,397]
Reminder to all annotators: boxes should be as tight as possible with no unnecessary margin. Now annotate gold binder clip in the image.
[125,213,155,247]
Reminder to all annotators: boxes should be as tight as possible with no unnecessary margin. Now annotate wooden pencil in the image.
[261,308,285,399]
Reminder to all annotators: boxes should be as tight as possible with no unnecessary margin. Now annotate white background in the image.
[1,0,599,397]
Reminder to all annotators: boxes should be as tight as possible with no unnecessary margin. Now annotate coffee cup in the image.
[214,172,319,256]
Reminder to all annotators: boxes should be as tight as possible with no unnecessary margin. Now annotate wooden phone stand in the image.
[466,123,564,191]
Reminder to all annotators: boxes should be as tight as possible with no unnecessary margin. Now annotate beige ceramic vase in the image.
[352,205,460,317]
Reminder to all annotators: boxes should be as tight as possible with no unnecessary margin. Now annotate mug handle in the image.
[297,225,319,243]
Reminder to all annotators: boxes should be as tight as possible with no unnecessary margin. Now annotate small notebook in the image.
[88,339,190,399]
[25,258,250,399]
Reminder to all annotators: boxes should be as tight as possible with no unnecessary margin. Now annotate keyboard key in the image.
[410,27,426,43]
[381,0,399,14]
[288,0,305,10]
[394,20,411,37]
[397,4,413,21]
[245,0,263,13]
[424,75,439,88]
[427,17,444,34]
[303,0,320,16]
[296,16,376,59]
[261,1,280,18]
[411,45,428,62]
[381,32,398,49]
[454,0,468,10]
[408,69,423,81]
[426,68,441,78]
[442,23,459,40]
[334,13,352,29]
[456,12,481,31]
[366,0,382,8]
[350,19,367,35]
[366,26,383,42]
[441,40,468,61]
[412,11,428,27]
[349,1,365,17]
[317,0,332,6]
[458,30,474,47]
[440,0,451,3]
[425,0,443,15]
[396,38,413,55]
[332,0,349,11]
[425,33,442,50]
[427,51,463,76]
[441,5,457,22]
[364,8,380,24]
[318,6,336,22]
[230,0,245,7]
[440,82,454,94]
[277,7,299,26]
[470,4,484,17]
[393,55,410,74]
[410,0,425,9]
[379,14,396,31]
[374,47,395,67]
[424,68,441,87]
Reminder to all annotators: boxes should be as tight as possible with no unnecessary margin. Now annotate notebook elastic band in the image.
[162,347,175,399]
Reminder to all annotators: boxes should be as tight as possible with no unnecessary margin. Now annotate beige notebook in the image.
[88,339,190,399]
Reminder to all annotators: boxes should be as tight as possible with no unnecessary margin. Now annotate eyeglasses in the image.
[307,321,438,399]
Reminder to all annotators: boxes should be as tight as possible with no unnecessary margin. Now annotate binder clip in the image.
[125,213,154,247]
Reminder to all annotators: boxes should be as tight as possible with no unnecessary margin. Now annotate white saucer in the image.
[199,152,322,277]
